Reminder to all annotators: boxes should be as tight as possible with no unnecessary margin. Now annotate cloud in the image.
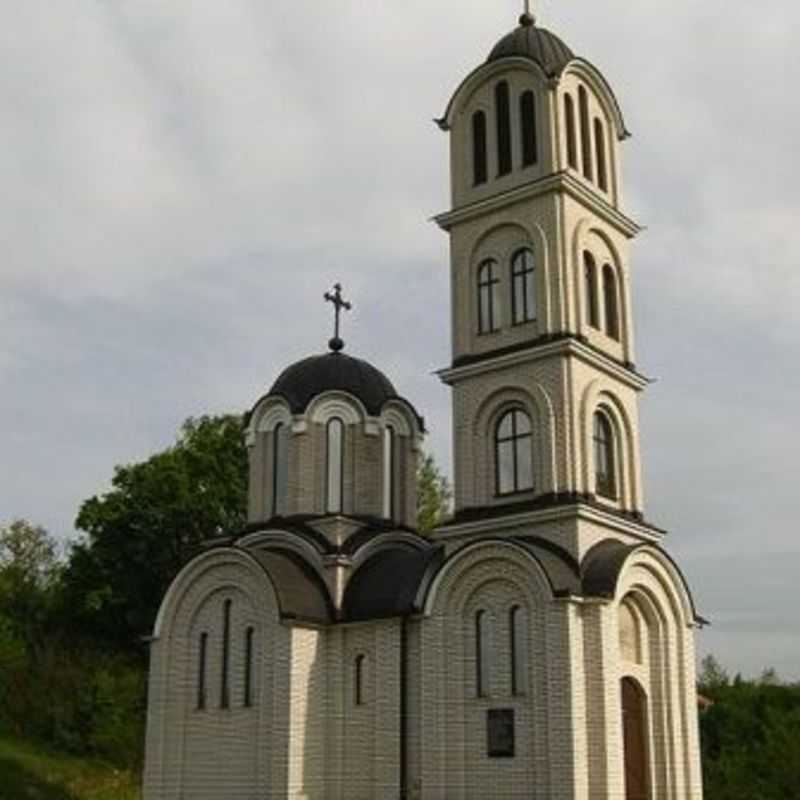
[1,0,798,677]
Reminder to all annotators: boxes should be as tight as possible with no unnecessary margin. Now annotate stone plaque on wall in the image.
[487,708,515,758]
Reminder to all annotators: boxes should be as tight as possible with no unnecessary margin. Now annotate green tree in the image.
[416,452,452,534]
[699,653,730,693]
[61,414,248,652]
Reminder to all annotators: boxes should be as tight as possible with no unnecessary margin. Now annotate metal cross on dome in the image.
[324,283,352,353]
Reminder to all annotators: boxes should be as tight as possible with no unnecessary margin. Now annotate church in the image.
[143,9,704,800]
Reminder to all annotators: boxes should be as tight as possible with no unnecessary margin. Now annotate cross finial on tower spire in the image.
[324,283,352,353]
[520,0,535,26]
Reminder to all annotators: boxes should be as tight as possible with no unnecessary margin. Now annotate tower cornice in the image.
[437,335,651,392]
[434,171,642,239]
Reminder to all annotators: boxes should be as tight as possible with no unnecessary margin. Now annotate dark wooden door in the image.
[622,678,649,800]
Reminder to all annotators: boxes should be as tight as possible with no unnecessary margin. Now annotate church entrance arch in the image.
[621,677,650,800]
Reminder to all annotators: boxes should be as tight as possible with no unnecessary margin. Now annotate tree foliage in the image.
[416,452,453,534]
[61,415,247,651]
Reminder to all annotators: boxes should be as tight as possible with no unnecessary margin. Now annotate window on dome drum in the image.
[326,418,344,514]
[510,605,526,697]
[578,85,593,181]
[197,632,208,710]
[495,81,512,176]
[478,260,500,334]
[496,409,534,495]
[272,422,289,517]
[603,265,620,340]
[383,426,395,520]
[220,599,231,709]
[511,248,537,325]
[565,94,578,169]
[355,654,366,706]
[593,411,617,500]
[472,111,488,185]
[476,610,492,698]
[243,627,254,708]
[520,91,538,167]
[594,118,608,192]
[584,252,599,328]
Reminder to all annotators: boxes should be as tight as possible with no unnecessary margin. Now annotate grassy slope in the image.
[0,736,140,800]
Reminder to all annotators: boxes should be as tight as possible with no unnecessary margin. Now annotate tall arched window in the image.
[520,90,538,167]
[496,409,534,495]
[272,422,289,517]
[326,418,344,513]
[197,632,208,710]
[584,251,599,328]
[243,627,255,707]
[564,93,578,169]
[472,111,488,186]
[495,81,512,176]
[593,410,617,500]
[478,260,500,334]
[578,85,593,181]
[510,605,526,697]
[511,249,537,325]
[355,654,366,706]
[622,678,650,800]
[603,264,620,340]
[594,118,608,192]
[476,610,492,697]
[382,425,395,520]
[220,599,231,709]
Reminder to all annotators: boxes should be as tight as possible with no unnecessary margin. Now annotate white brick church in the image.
[144,10,705,800]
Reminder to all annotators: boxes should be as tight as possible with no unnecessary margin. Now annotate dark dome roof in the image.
[488,17,574,76]
[268,352,399,417]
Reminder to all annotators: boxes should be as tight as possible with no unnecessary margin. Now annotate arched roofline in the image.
[563,58,631,141]
[437,56,552,131]
[245,395,292,444]
[421,538,556,616]
[152,547,280,639]
[235,523,335,556]
[342,527,430,561]
[581,540,699,624]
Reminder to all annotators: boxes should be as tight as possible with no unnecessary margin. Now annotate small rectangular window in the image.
[487,709,516,758]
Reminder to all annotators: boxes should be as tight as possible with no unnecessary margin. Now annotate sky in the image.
[1,0,798,680]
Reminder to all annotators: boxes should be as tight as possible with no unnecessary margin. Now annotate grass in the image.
[0,735,140,800]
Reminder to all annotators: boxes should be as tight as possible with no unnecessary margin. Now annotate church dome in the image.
[268,351,399,417]
[487,15,574,77]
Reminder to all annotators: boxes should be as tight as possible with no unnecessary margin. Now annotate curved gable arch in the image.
[562,59,629,141]
[423,539,554,617]
[307,391,368,427]
[246,397,292,446]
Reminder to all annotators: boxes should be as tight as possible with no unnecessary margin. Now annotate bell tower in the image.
[436,10,652,559]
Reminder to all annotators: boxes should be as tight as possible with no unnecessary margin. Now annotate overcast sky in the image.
[1,0,798,680]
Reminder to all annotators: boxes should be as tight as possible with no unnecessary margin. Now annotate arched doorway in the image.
[621,677,649,800]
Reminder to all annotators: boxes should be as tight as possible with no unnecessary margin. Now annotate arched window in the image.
[622,678,650,800]
[272,422,289,517]
[520,90,538,167]
[243,627,255,707]
[478,260,500,334]
[495,81,512,176]
[382,425,395,520]
[578,85,593,181]
[326,418,344,513]
[197,632,208,710]
[584,251,599,328]
[564,94,578,169]
[511,249,537,325]
[355,654,367,705]
[472,111,488,186]
[496,409,534,495]
[594,118,608,192]
[510,605,526,696]
[220,599,231,709]
[593,410,617,500]
[476,610,492,697]
[603,264,620,340]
